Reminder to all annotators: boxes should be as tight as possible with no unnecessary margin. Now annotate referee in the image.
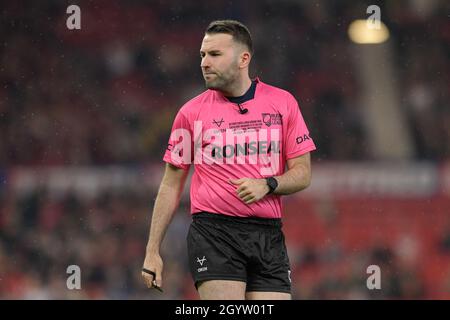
[142,20,316,300]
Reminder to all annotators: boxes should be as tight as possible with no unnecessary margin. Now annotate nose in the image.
[200,55,210,69]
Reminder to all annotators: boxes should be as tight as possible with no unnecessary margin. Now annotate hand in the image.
[229,178,270,204]
[142,252,164,291]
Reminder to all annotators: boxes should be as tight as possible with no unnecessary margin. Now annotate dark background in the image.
[0,0,449,299]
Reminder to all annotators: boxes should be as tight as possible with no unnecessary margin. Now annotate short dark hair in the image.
[205,20,253,54]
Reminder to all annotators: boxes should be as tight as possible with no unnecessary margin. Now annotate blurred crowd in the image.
[387,1,450,160]
[1,1,448,167]
[2,185,450,299]
[0,186,193,299]
[0,0,449,299]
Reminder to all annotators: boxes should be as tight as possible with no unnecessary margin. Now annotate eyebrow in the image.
[200,50,222,55]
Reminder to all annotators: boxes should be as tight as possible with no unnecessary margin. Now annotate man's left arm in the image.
[230,152,311,204]
[272,152,311,195]
[231,92,315,204]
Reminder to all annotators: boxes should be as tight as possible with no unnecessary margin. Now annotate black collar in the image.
[225,80,257,104]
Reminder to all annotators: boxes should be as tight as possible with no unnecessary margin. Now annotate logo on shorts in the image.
[288,270,291,283]
[197,256,206,266]
[196,256,208,272]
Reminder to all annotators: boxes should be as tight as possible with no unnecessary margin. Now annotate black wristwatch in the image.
[265,177,278,194]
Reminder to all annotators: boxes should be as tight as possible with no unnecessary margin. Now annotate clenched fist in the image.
[229,178,270,204]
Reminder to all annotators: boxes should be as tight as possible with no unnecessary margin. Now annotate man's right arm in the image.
[142,163,189,289]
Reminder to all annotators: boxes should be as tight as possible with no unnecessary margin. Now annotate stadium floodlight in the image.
[348,19,390,44]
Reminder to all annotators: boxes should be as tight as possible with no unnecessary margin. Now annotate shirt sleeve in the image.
[162,109,193,170]
[284,93,316,159]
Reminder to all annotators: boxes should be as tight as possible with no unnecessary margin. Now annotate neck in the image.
[221,75,252,97]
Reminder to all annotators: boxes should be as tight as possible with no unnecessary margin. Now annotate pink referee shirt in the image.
[163,78,316,218]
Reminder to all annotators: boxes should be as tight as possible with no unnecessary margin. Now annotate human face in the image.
[200,33,241,91]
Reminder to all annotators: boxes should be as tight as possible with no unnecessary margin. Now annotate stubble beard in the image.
[205,73,233,92]
[204,61,239,93]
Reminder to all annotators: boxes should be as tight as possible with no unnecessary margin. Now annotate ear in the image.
[239,51,251,69]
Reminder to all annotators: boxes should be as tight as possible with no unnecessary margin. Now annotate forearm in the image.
[273,162,311,195]
[146,178,185,254]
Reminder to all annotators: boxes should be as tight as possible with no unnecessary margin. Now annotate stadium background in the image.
[0,0,449,299]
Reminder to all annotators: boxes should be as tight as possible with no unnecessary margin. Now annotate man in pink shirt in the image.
[142,20,316,300]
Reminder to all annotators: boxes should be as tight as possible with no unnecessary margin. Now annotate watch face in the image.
[267,177,278,192]
[271,179,277,189]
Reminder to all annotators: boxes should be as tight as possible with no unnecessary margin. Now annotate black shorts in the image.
[187,212,291,293]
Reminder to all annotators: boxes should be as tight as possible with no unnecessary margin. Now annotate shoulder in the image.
[258,80,299,109]
[179,89,216,115]
[258,81,297,102]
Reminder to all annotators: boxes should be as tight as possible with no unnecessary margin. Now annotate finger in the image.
[245,198,256,204]
[142,267,159,288]
[236,184,247,193]
[142,273,154,288]
[155,271,163,288]
[242,194,254,203]
[142,268,155,279]
[229,178,244,185]
[238,189,251,199]
[142,271,162,290]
